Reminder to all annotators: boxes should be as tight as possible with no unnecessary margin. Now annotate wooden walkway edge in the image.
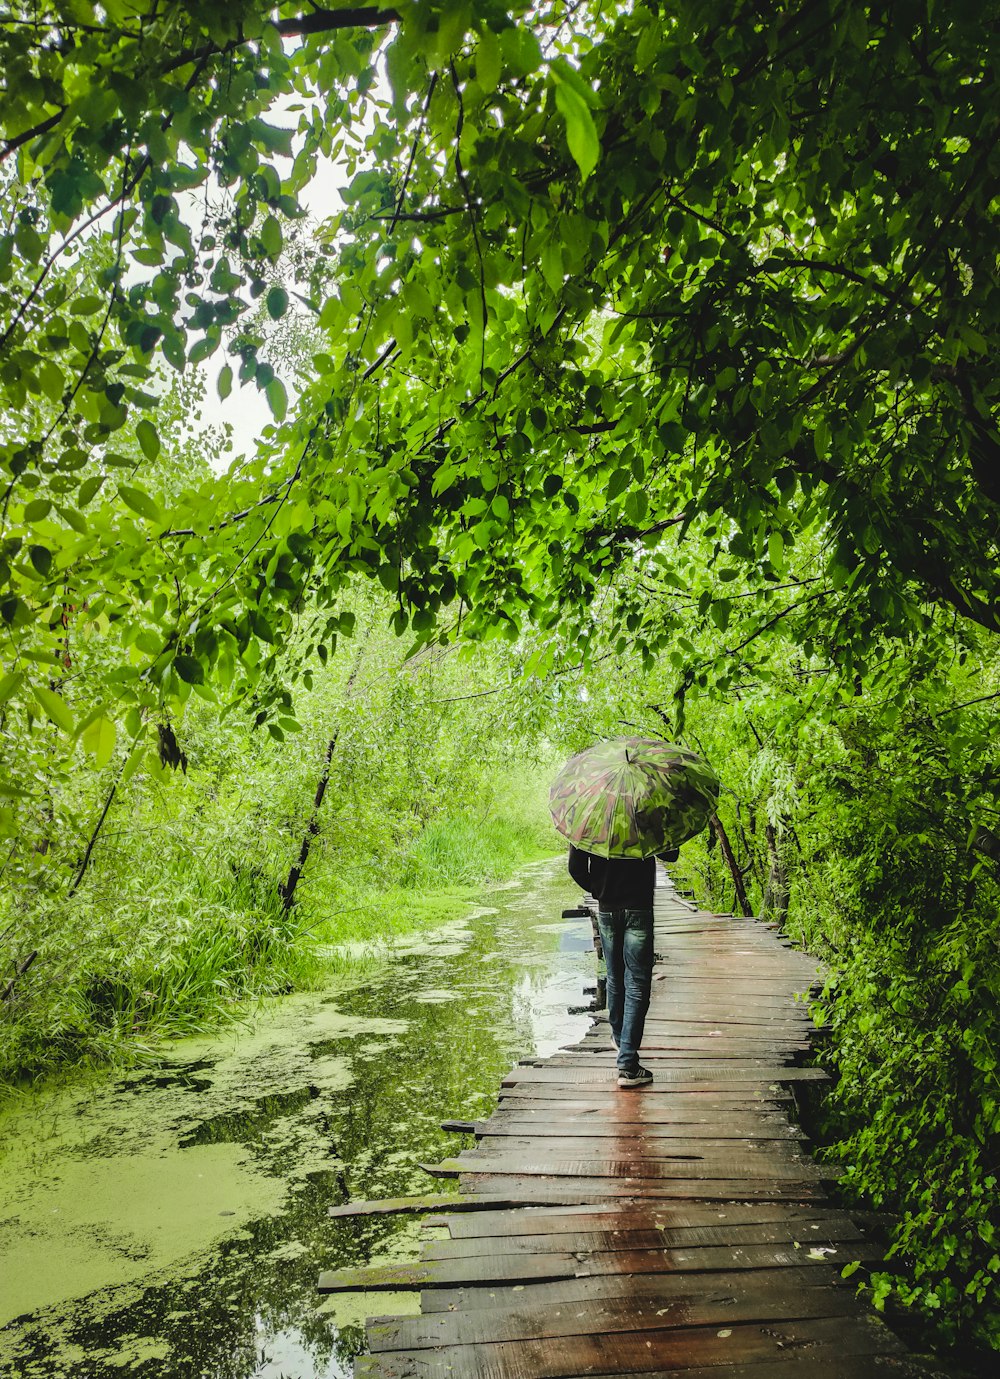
[319,875,950,1378]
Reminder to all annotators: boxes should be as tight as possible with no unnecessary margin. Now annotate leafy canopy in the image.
[2,0,999,755]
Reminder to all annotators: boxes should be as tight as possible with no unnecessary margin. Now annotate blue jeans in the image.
[597,908,654,1071]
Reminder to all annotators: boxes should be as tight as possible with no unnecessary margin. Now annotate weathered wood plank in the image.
[424,1201,853,1239]
[476,1116,806,1140]
[420,1216,865,1260]
[425,1155,833,1183]
[541,1361,948,1379]
[453,1173,826,1201]
[354,1313,904,1378]
[499,1066,828,1086]
[320,1239,880,1293]
[476,1129,807,1146]
[367,1279,865,1351]
[417,1262,853,1312]
[466,1135,813,1160]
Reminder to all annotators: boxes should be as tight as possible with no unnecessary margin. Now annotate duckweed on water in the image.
[0,859,592,1378]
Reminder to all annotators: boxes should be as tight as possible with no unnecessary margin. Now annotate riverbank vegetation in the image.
[0,587,559,1083]
[2,0,999,1359]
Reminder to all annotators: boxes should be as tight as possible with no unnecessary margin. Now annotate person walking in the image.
[568,845,676,1088]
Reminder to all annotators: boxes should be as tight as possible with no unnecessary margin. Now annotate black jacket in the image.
[568,846,656,910]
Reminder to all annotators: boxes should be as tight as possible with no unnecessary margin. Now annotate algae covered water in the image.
[0,859,592,1378]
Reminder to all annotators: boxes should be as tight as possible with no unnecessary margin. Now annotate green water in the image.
[0,859,593,1377]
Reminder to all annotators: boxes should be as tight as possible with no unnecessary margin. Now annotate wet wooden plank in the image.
[540,1051,811,1064]
[367,1279,864,1351]
[540,1361,949,1379]
[328,1191,626,1220]
[320,1239,881,1293]
[499,1066,828,1086]
[474,1119,805,1141]
[426,1155,832,1183]
[496,1088,796,1105]
[454,1173,826,1201]
[421,1216,865,1260]
[477,1115,806,1140]
[467,1135,812,1160]
[354,1313,905,1377]
[418,1262,853,1312]
[425,1201,850,1239]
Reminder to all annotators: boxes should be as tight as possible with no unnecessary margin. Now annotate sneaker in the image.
[617,1065,653,1089]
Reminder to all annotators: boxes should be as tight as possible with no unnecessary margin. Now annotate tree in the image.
[2,0,999,744]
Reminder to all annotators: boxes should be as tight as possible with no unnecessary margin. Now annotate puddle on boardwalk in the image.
[0,858,593,1378]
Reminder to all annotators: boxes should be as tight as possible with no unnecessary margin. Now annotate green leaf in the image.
[120,737,147,786]
[608,469,631,501]
[70,294,104,316]
[136,418,160,460]
[35,685,75,734]
[260,215,283,259]
[552,72,600,180]
[266,286,289,320]
[82,715,116,769]
[173,654,204,684]
[477,28,502,92]
[78,475,105,508]
[266,378,288,421]
[29,545,52,577]
[814,418,830,460]
[768,530,785,571]
[217,364,233,400]
[0,670,24,703]
[118,484,163,524]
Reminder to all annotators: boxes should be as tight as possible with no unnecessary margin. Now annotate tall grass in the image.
[0,760,561,1090]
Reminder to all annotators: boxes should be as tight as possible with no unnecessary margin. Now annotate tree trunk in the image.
[760,822,789,926]
[279,640,367,912]
[709,813,754,918]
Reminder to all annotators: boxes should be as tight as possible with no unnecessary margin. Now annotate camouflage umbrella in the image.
[549,738,720,858]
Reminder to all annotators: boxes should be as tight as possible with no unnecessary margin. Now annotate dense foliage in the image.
[1,567,557,1080]
[3,0,1000,1358]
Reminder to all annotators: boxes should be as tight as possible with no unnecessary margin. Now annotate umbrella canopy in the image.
[549,737,720,859]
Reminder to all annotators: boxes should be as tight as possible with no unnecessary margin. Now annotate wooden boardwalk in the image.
[319,877,948,1378]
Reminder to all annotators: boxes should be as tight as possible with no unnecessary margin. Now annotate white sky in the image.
[193,73,384,473]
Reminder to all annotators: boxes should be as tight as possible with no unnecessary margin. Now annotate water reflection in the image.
[0,858,591,1377]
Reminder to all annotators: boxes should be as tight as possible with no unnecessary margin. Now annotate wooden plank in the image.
[421,1216,866,1260]
[327,1191,630,1220]
[319,1240,882,1293]
[467,1135,812,1159]
[425,1201,853,1239]
[570,1036,814,1049]
[493,1092,801,1110]
[326,1192,462,1220]
[418,1262,853,1312]
[543,1362,949,1379]
[427,1156,832,1183]
[499,1067,828,1086]
[494,1097,796,1115]
[354,1313,904,1377]
[476,1116,806,1140]
[544,1360,948,1379]
[367,1279,864,1351]
[454,1174,826,1201]
[540,1051,811,1063]
[474,1119,805,1141]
